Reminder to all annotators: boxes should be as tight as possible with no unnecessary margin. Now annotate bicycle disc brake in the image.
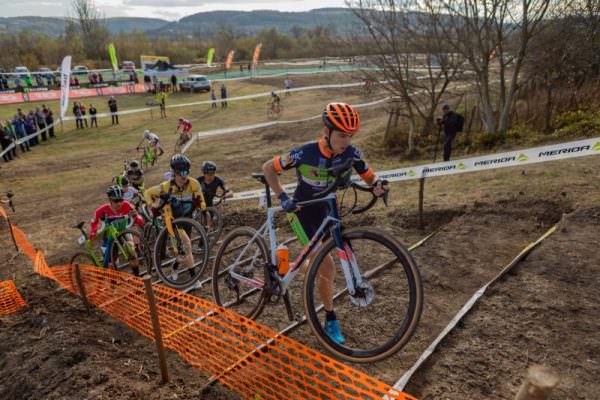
[350,280,374,307]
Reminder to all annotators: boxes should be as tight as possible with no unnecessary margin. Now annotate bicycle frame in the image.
[228,193,364,297]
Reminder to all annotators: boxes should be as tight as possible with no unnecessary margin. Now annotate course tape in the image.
[230,137,600,201]
[0,206,417,400]
[390,225,557,393]
[0,280,27,317]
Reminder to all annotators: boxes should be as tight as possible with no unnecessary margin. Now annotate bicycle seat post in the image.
[264,181,272,208]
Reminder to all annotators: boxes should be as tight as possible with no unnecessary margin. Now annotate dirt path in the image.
[404,206,600,399]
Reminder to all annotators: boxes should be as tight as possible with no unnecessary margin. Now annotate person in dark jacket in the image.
[108,96,118,125]
[170,74,177,92]
[25,113,38,146]
[43,105,55,138]
[437,104,464,162]
[12,115,29,153]
[220,84,227,108]
[0,124,13,162]
[89,104,98,128]
[35,107,47,140]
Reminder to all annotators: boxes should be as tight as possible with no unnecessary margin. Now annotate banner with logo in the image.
[206,48,215,67]
[225,50,235,69]
[60,55,72,119]
[108,43,118,72]
[252,43,263,66]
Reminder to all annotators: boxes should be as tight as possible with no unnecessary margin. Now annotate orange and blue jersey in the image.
[273,138,375,202]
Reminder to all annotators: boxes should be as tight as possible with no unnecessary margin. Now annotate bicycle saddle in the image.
[72,221,85,230]
[251,173,268,185]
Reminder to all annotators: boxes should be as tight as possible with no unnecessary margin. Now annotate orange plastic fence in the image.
[1,206,416,400]
[0,280,27,316]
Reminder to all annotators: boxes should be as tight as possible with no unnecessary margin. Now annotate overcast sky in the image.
[0,0,349,21]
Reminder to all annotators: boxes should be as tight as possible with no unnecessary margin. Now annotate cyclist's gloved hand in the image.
[278,192,298,212]
[372,179,390,197]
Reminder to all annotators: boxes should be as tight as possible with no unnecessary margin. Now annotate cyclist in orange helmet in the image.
[262,102,389,344]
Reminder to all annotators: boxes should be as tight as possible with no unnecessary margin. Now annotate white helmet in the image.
[143,130,150,138]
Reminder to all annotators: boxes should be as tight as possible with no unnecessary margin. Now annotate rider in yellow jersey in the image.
[144,154,206,269]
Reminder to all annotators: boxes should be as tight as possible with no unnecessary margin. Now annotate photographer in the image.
[436,104,464,161]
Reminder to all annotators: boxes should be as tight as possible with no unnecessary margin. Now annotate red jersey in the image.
[177,119,192,134]
[90,201,144,240]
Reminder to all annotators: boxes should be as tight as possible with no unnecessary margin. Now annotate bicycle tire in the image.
[153,217,210,290]
[110,229,150,277]
[303,227,423,363]
[69,252,98,293]
[212,227,269,320]
[195,207,224,246]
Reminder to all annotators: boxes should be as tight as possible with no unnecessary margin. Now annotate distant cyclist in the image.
[175,118,192,149]
[112,175,138,204]
[89,185,144,268]
[137,129,164,159]
[270,91,281,113]
[196,161,233,206]
[126,160,145,190]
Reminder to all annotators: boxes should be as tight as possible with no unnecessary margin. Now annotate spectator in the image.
[220,84,227,108]
[73,102,83,129]
[98,73,104,83]
[3,120,17,159]
[210,89,217,109]
[108,96,118,125]
[15,77,23,92]
[0,123,13,162]
[80,103,89,128]
[25,113,38,146]
[143,74,151,92]
[74,77,80,86]
[24,75,33,89]
[158,92,167,119]
[12,115,29,153]
[1,76,8,90]
[16,108,26,120]
[437,104,464,162]
[43,105,55,138]
[284,77,292,96]
[89,104,98,128]
[35,75,43,87]
[46,76,53,88]
[35,107,47,141]
[170,74,177,93]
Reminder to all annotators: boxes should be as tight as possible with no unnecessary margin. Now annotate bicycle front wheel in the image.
[153,218,210,289]
[212,227,269,319]
[303,227,423,363]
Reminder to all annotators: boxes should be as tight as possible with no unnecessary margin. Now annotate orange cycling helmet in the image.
[322,102,360,134]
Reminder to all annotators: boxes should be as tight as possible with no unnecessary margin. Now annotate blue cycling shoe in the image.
[325,319,345,344]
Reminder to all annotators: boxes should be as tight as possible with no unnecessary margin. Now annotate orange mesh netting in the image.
[0,280,27,316]
[1,206,416,400]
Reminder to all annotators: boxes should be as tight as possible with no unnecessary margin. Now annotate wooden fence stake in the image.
[6,217,19,253]
[143,275,169,384]
[515,365,559,400]
[418,177,425,230]
[73,264,91,315]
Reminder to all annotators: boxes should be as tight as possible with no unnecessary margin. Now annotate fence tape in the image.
[229,137,600,201]
[0,207,417,400]
[390,225,557,393]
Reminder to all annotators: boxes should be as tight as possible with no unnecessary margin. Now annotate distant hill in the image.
[0,8,358,38]
[154,8,358,37]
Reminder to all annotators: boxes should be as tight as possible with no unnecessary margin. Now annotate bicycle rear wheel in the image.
[153,218,210,289]
[110,229,150,277]
[212,227,269,319]
[303,227,423,363]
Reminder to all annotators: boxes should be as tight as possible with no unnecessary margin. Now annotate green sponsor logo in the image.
[593,142,600,151]
[517,153,528,162]
[457,162,466,170]
[408,169,416,177]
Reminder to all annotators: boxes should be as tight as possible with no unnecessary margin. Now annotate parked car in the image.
[36,67,55,80]
[13,66,31,78]
[179,75,211,93]
[121,61,136,72]
[72,65,89,75]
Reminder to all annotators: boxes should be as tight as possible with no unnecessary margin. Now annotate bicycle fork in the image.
[333,233,373,307]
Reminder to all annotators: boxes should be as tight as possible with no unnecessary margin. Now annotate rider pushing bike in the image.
[262,102,389,344]
[90,186,145,268]
[196,161,233,207]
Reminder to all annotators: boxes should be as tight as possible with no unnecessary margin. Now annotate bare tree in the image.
[428,0,555,139]
[71,0,109,60]
[348,1,463,153]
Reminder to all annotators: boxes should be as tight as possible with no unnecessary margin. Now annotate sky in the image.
[0,0,349,21]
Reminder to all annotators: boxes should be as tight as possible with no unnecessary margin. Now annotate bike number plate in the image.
[77,235,86,245]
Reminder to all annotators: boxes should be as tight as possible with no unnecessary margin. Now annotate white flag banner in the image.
[60,55,72,119]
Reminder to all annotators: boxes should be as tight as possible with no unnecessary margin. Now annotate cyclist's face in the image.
[174,171,188,185]
[109,198,123,210]
[327,130,353,154]
[204,172,215,182]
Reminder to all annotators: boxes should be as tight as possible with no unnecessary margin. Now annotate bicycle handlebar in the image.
[311,159,389,215]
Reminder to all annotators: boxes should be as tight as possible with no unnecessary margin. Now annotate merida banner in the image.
[59,55,72,119]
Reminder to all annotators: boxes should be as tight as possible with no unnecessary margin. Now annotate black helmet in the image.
[129,160,139,169]
[106,185,124,200]
[170,154,191,176]
[202,161,217,174]
[112,175,129,186]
